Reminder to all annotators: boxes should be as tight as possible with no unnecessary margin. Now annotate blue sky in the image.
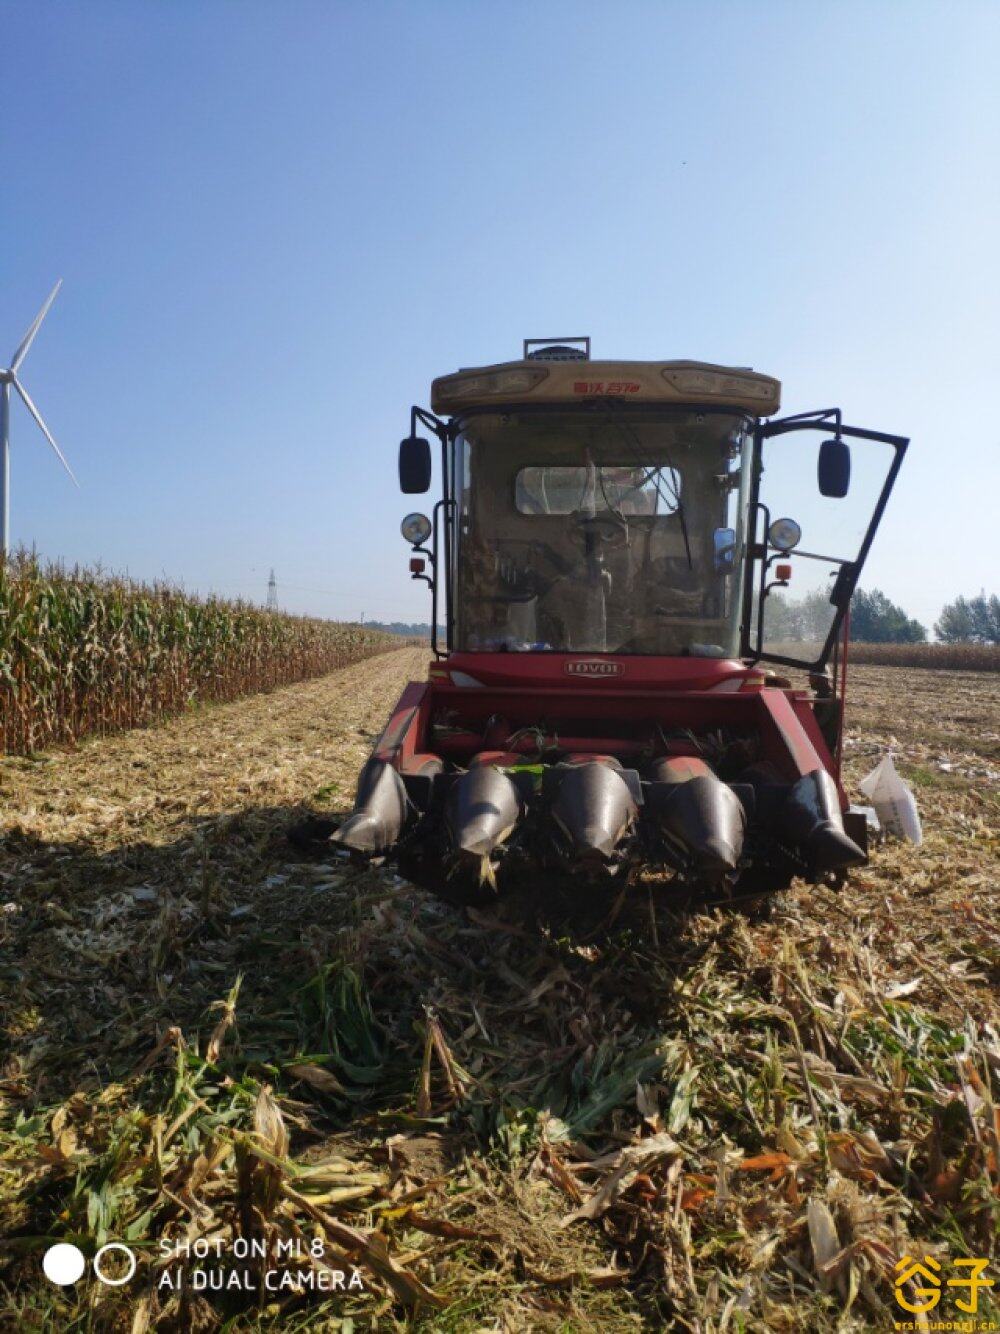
[4,0,998,629]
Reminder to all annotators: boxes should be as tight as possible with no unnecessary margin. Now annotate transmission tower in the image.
[266,568,277,611]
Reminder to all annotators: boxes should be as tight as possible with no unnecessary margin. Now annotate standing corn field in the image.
[0,553,398,755]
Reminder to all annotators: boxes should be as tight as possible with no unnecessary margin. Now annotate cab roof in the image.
[431,357,781,417]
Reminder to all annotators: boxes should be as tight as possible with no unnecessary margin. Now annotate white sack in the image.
[858,754,922,845]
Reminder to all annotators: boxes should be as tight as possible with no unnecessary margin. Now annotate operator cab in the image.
[397,338,908,674]
[453,407,751,656]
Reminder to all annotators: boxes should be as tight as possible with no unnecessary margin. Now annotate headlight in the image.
[768,517,802,551]
[661,368,777,402]
[434,367,549,403]
[401,512,432,546]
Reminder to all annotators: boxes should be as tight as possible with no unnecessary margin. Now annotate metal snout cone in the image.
[445,765,521,866]
[779,768,865,873]
[332,759,410,854]
[550,761,637,864]
[645,757,745,876]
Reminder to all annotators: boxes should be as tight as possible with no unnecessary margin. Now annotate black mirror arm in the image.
[410,541,434,580]
[754,502,772,659]
[829,562,858,609]
[763,568,791,600]
[431,498,454,660]
[764,407,843,439]
[410,405,448,442]
[411,542,435,591]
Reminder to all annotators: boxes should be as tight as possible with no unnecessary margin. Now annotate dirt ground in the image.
[1,650,997,1332]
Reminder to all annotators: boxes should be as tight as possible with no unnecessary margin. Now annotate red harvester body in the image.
[335,339,908,897]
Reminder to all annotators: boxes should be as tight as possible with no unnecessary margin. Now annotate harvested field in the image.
[0,650,997,1331]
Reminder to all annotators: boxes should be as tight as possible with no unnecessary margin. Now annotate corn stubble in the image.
[0,651,997,1329]
[0,552,396,754]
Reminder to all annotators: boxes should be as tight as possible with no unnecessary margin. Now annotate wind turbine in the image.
[0,280,78,560]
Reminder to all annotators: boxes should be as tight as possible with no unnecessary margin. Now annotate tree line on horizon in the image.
[363,620,436,639]
[764,587,999,645]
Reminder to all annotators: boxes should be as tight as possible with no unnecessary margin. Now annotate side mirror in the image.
[818,438,851,498]
[713,527,737,574]
[399,436,432,494]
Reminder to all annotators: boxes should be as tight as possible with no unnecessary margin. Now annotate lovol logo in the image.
[565,659,623,678]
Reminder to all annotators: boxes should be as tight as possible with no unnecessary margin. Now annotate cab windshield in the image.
[453,408,753,656]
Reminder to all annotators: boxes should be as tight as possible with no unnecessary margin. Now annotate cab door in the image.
[740,411,908,669]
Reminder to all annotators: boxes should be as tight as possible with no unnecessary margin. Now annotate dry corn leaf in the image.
[884,979,921,1000]
[560,1133,680,1226]
[283,1183,444,1309]
[737,1152,792,1174]
[285,1063,346,1096]
[807,1196,841,1292]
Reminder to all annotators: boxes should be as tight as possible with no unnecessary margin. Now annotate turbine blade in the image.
[11,375,79,486]
[10,279,63,372]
